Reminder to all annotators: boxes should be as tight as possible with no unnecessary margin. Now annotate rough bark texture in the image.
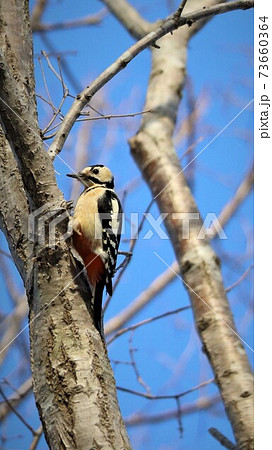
[0,2,130,448]
[125,1,253,449]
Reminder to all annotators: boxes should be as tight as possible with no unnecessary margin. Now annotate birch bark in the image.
[127,2,253,448]
[0,2,131,448]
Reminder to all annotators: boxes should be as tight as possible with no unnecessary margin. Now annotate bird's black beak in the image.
[66,173,80,179]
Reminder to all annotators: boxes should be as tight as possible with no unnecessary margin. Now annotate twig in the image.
[31,0,48,28]
[125,394,220,426]
[49,0,254,160]
[39,33,82,93]
[32,10,106,32]
[107,305,190,344]
[129,331,151,394]
[78,108,153,121]
[0,377,32,421]
[105,260,179,335]
[115,251,132,272]
[0,299,28,365]
[41,50,65,85]
[216,165,254,230]
[36,93,65,118]
[38,56,54,112]
[45,109,153,135]
[175,396,183,436]
[117,378,214,400]
[39,51,69,135]
[29,425,43,450]
[174,0,189,19]
[225,265,253,293]
[0,385,35,434]
[208,428,236,449]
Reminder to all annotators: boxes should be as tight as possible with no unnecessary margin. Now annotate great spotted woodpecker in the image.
[67,165,122,334]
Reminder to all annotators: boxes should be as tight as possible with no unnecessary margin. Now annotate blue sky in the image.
[0,1,253,449]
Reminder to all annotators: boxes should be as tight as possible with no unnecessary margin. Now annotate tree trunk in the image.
[0,1,131,448]
[129,3,253,448]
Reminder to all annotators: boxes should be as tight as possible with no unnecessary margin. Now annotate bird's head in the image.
[67,165,114,189]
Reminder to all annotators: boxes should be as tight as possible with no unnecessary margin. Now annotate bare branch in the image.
[0,385,35,434]
[117,378,214,400]
[0,378,32,422]
[78,108,153,121]
[105,260,177,335]
[107,305,190,344]
[217,165,254,230]
[0,298,28,365]
[39,52,69,135]
[174,0,189,18]
[31,0,48,28]
[225,265,253,293]
[49,0,254,160]
[208,428,236,449]
[29,425,43,450]
[39,33,82,93]
[125,394,220,426]
[32,10,106,32]
[128,331,151,394]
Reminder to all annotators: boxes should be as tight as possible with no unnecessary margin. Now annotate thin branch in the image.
[38,56,54,112]
[0,385,35,434]
[36,93,65,118]
[175,396,183,436]
[105,260,178,336]
[31,0,48,28]
[0,299,28,365]
[32,10,106,32]
[125,394,220,426]
[49,0,254,160]
[39,33,82,93]
[107,305,190,345]
[128,331,151,394]
[217,165,254,230]
[208,428,236,449]
[117,378,214,401]
[174,0,189,18]
[29,425,43,450]
[39,52,69,134]
[225,264,253,293]
[78,108,153,120]
[45,109,153,135]
[0,378,32,422]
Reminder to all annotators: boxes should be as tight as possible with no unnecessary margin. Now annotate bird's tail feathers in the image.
[92,281,105,337]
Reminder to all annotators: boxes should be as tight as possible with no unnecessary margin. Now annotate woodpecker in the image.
[67,165,122,334]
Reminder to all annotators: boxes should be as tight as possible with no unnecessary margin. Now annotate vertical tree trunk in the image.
[129,9,253,448]
[0,2,131,448]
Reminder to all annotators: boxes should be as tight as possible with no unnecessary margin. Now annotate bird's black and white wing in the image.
[97,189,122,295]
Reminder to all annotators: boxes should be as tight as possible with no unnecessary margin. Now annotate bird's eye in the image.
[92,168,99,175]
